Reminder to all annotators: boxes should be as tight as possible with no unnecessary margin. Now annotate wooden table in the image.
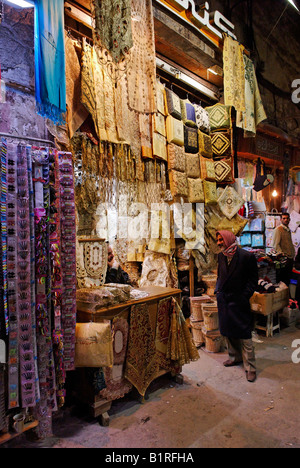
[76,286,182,322]
[74,286,182,424]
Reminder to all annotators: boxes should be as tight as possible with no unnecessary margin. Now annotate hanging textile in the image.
[57,152,76,372]
[6,142,19,410]
[0,366,6,432]
[34,0,66,124]
[0,139,8,337]
[124,303,160,397]
[126,0,157,114]
[125,298,199,396]
[236,54,267,137]
[223,35,246,113]
[32,147,57,438]
[65,32,89,138]
[90,0,133,64]
[81,40,119,143]
[49,148,65,408]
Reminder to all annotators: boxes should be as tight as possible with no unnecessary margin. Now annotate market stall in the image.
[1,0,299,444]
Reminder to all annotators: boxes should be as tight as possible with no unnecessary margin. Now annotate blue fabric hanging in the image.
[34,0,66,124]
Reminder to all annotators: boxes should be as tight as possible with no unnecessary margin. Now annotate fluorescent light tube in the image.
[5,0,34,8]
[287,0,300,11]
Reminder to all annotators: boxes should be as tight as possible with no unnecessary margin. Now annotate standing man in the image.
[273,213,295,286]
[215,230,258,383]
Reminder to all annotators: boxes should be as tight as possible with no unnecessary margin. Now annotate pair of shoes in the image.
[246,371,257,382]
[223,360,242,367]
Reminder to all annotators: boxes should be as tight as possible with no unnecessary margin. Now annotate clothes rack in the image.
[0,132,55,147]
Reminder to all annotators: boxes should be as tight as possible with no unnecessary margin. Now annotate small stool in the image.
[255,311,280,337]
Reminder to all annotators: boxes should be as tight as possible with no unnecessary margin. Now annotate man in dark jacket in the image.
[105,245,131,285]
[215,230,258,382]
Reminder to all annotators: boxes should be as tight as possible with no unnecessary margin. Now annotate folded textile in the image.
[181,99,197,127]
[214,158,234,184]
[186,153,200,179]
[198,131,213,158]
[218,185,244,220]
[206,103,232,131]
[211,131,232,159]
[166,116,184,146]
[184,126,199,154]
[200,157,216,181]
[165,88,182,120]
[194,104,210,133]
[203,180,218,205]
[167,144,186,173]
[169,170,188,198]
[188,178,205,203]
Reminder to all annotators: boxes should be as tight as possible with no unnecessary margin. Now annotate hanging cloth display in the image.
[126,0,157,114]
[223,35,246,113]
[34,0,66,124]
[236,54,267,137]
[90,0,133,64]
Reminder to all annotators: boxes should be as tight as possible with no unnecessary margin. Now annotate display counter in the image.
[74,286,185,424]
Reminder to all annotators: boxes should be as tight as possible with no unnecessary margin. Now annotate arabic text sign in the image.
[157,0,236,44]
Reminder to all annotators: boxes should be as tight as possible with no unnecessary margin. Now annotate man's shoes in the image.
[223,360,242,367]
[246,371,257,383]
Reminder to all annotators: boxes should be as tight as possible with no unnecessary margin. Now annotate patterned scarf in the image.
[34,0,66,124]
[217,230,238,258]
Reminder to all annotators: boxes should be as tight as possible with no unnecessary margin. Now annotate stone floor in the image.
[2,323,300,449]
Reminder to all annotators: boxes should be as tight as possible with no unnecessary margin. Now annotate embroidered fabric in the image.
[184,126,199,154]
[90,0,133,64]
[75,322,113,368]
[200,157,216,181]
[167,144,186,173]
[65,33,89,138]
[188,178,205,203]
[194,104,211,134]
[206,104,232,131]
[203,180,218,205]
[181,99,197,127]
[185,153,200,179]
[165,88,182,120]
[198,131,213,158]
[166,116,185,146]
[217,186,245,220]
[236,54,267,137]
[140,251,178,289]
[169,170,188,199]
[126,0,157,114]
[76,238,108,288]
[223,35,246,113]
[211,131,232,159]
[214,158,234,184]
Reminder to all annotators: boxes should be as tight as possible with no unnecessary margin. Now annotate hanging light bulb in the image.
[272,189,279,198]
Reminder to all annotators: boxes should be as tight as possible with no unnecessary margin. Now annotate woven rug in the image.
[125,303,160,396]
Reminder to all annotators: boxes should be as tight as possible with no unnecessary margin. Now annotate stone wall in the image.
[0,4,50,142]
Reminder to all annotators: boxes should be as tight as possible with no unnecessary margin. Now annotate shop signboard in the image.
[155,0,237,46]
